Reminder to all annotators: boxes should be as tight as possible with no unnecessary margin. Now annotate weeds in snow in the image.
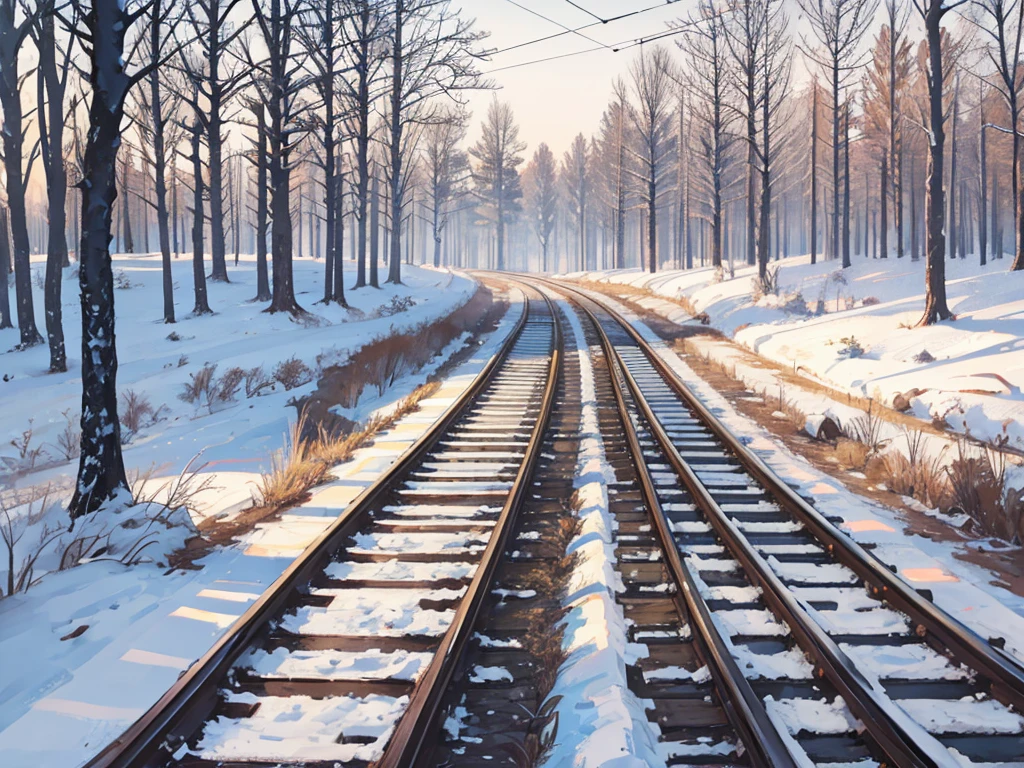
[945,438,1024,542]
[50,409,80,461]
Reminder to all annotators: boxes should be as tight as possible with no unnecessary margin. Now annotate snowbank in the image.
[569,256,1024,449]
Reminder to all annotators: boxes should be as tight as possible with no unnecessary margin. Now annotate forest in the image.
[0,0,1017,519]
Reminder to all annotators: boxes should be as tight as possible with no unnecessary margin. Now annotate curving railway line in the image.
[84,276,1024,768]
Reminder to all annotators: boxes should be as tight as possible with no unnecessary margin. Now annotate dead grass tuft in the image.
[946,439,1024,542]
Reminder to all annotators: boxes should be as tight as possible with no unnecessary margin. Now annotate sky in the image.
[456,0,695,159]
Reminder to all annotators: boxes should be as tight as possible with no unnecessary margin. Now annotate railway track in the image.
[83,273,1024,768]
[84,287,561,768]
[520,276,1024,768]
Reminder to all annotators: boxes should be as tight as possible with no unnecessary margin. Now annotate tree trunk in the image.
[842,104,851,268]
[980,91,988,267]
[0,0,43,348]
[919,4,952,325]
[254,109,271,302]
[0,206,13,328]
[811,84,818,265]
[369,171,380,286]
[69,0,134,519]
[38,11,68,370]
[190,124,212,315]
[647,173,657,274]
[387,1,404,285]
[334,164,347,305]
[949,80,958,261]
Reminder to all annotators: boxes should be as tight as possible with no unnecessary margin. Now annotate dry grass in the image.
[575,277,701,318]
[254,381,442,512]
[946,440,1024,542]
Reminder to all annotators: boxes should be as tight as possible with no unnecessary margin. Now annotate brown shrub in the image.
[120,390,156,441]
[274,357,314,391]
[878,429,948,509]
[946,441,1024,542]
[243,366,275,398]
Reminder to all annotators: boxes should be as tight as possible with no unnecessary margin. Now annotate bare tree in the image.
[682,0,738,270]
[341,0,388,289]
[133,0,182,324]
[34,1,77,370]
[863,6,913,260]
[910,14,965,324]
[625,47,676,274]
[562,133,590,271]
[0,0,43,347]
[524,142,559,272]
[971,0,1024,269]
[300,0,347,305]
[470,98,525,271]
[182,0,250,283]
[249,0,309,316]
[382,0,486,286]
[64,0,171,518]
[798,0,879,267]
[596,81,631,270]
[421,107,469,268]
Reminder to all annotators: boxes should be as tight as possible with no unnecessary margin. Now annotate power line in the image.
[483,13,707,75]
[489,0,683,57]
[499,0,611,52]
[562,0,606,23]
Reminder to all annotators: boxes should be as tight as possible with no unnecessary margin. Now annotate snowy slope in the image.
[569,256,1024,448]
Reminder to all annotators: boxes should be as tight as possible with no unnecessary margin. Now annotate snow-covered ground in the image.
[0,254,499,767]
[568,256,1024,450]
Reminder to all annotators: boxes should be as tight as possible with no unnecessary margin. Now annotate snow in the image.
[569,257,1024,477]
[193,691,407,763]
[469,665,513,683]
[0,259,524,768]
[242,647,432,682]
[541,299,664,768]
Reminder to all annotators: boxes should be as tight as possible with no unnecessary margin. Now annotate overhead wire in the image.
[488,0,684,57]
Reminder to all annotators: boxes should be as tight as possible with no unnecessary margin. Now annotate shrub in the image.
[829,336,865,358]
[372,295,416,318]
[244,366,275,398]
[120,390,157,442]
[217,367,245,403]
[946,438,1024,542]
[113,269,134,290]
[878,429,948,509]
[862,296,881,307]
[179,364,217,408]
[166,332,182,342]
[51,409,80,461]
[751,265,781,300]
[273,357,314,391]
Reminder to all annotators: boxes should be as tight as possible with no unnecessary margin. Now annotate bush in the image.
[829,336,865,358]
[273,357,314,391]
[946,438,1024,542]
[751,266,781,300]
[113,269,134,290]
[244,366,275,398]
[862,296,881,307]
[51,410,80,461]
[179,364,250,413]
[372,295,416,318]
[120,390,157,443]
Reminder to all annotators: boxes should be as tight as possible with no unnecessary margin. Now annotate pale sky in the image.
[457,0,696,159]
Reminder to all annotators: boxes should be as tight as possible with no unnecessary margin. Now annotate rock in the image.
[913,349,935,364]
[892,388,925,412]
[805,414,843,442]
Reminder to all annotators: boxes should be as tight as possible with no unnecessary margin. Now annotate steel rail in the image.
[84,291,541,768]
[378,287,563,768]
[547,278,1024,713]
[549,280,800,768]
[570,290,951,768]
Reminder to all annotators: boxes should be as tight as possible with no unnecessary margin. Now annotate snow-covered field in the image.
[568,256,1024,449]
[0,253,495,767]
